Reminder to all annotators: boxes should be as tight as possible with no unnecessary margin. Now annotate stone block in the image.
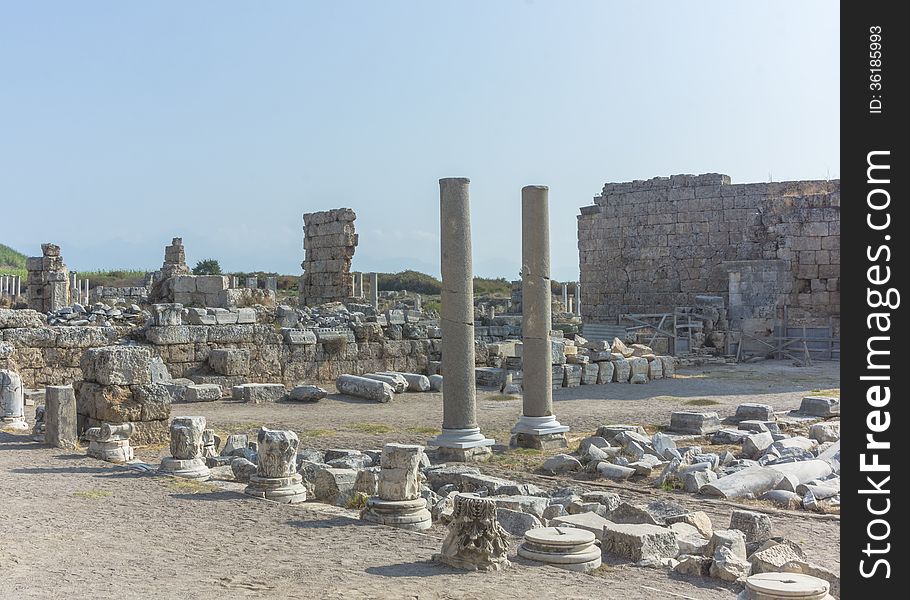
[734,403,775,422]
[209,348,251,376]
[44,385,77,449]
[601,521,679,562]
[183,384,223,403]
[233,383,286,404]
[729,509,772,543]
[288,385,328,402]
[81,346,152,386]
[496,508,542,538]
[669,411,721,434]
[798,396,840,417]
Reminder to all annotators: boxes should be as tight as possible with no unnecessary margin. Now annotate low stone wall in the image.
[1,310,133,387]
[145,323,441,385]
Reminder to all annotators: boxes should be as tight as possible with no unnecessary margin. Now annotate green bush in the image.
[192,259,222,275]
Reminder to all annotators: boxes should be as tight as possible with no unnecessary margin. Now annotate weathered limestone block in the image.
[209,348,251,376]
[313,467,357,505]
[647,358,663,380]
[183,383,222,403]
[288,384,328,402]
[612,357,631,382]
[152,304,184,326]
[245,428,307,503]
[81,346,153,385]
[335,374,394,402]
[159,416,210,480]
[798,396,840,417]
[659,356,675,378]
[734,403,775,422]
[669,411,722,434]
[729,509,772,544]
[232,383,286,403]
[44,385,77,449]
[601,521,679,562]
[628,357,649,384]
[809,421,840,443]
[433,495,510,571]
[562,364,582,387]
[428,374,443,391]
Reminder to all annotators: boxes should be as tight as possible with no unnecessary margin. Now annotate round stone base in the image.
[517,527,602,572]
[737,572,833,600]
[361,497,432,531]
[159,457,211,481]
[245,473,308,504]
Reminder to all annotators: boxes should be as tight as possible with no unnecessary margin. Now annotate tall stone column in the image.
[562,283,568,311]
[369,272,379,309]
[575,283,582,316]
[511,185,568,449]
[430,178,494,461]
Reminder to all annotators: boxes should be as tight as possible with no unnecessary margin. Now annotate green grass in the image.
[0,243,27,269]
[349,422,394,434]
[810,388,840,398]
[683,398,721,406]
[73,489,112,499]
[405,426,440,435]
[301,428,337,437]
[162,478,221,494]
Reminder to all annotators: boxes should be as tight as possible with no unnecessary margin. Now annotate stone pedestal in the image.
[737,572,834,600]
[433,494,510,571]
[517,526,602,572]
[244,428,307,503]
[86,423,135,463]
[0,369,27,431]
[361,443,432,531]
[511,186,568,449]
[429,178,494,461]
[159,416,210,480]
[45,385,78,449]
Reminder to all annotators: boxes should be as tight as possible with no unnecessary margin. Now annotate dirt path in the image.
[0,360,839,600]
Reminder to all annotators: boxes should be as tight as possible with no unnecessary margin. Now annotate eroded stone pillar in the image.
[429,178,493,461]
[575,283,582,316]
[369,272,379,309]
[511,185,568,449]
[45,385,77,449]
[361,443,432,530]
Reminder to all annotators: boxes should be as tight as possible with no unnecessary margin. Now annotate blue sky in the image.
[0,1,839,281]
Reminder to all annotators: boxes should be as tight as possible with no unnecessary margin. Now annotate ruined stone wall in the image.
[299,208,357,306]
[1,310,133,387]
[26,244,70,313]
[578,174,840,330]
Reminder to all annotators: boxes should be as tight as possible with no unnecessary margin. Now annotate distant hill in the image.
[0,243,27,269]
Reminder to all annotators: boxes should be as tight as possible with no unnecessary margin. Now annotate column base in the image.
[428,428,495,462]
[159,457,211,481]
[244,473,308,504]
[511,415,569,449]
[433,445,493,463]
[88,439,134,463]
[361,497,433,531]
[510,432,568,450]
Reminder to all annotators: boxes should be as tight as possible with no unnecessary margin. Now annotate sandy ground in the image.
[0,360,840,600]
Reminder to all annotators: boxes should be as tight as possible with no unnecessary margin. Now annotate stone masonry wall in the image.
[26,243,70,313]
[299,208,357,306]
[578,174,840,331]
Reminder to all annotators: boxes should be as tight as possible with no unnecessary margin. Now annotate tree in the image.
[192,259,222,275]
